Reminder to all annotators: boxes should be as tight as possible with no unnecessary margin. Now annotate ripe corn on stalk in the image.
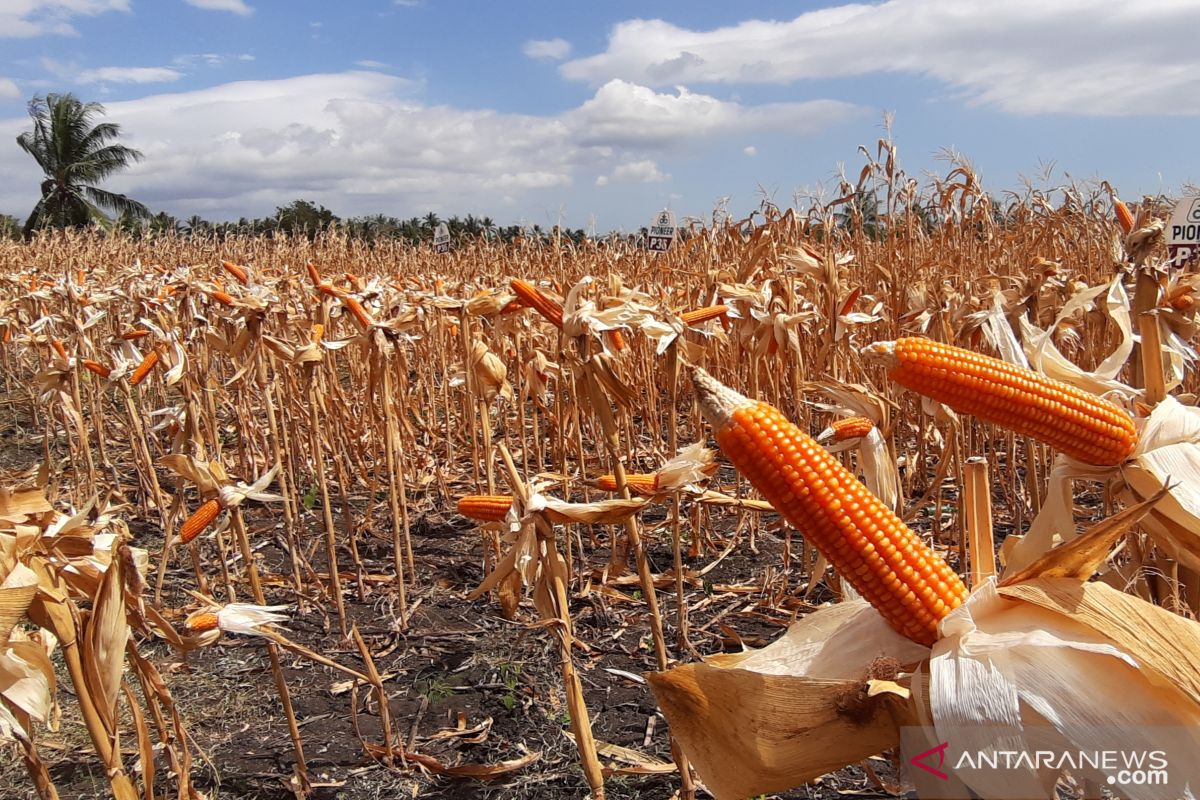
[1114,198,1135,235]
[510,279,564,328]
[825,416,875,443]
[129,350,160,386]
[50,339,68,360]
[221,260,250,286]
[82,359,111,378]
[185,611,219,633]
[305,262,322,285]
[209,289,235,306]
[457,495,513,522]
[680,304,729,326]
[692,367,966,645]
[340,295,373,330]
[179,499,221,543]
[865,338,1138,466]
[595,473,659,495]
[121,329,150,341]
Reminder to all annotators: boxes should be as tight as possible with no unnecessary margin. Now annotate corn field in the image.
[2,150,1200,800]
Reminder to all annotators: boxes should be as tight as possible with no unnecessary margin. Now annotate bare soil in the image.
[0,397,925,800]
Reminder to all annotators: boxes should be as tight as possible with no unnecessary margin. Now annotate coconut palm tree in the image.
[16,93,149,238]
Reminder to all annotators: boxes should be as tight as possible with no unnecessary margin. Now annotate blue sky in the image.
[1,0,1196,232]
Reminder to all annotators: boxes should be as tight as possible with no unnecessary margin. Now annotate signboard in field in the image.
[647,210,676,253]
[434,222,450,254]
[1168,197,1200,268]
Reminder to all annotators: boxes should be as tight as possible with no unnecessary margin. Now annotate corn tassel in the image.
[680,304,729,326]
[866,337,1138,466]
[692,367,965,646]
[510,279,564,328]
[129,351,160,386]
[180,499,221,543]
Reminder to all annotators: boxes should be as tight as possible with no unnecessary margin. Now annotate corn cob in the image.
[510,279,564,328]
[129,351,160,386]
[828,416,875,442]
[595,473,659,495]
[692,367,965,646]
[341,295,373,329]
[680,304,729,326]
[209,289,235,306]
[50,339,67,360]
[866,338,1138,466]
[456,495,576,524]
[221,260,250,286]
[184,610,220,633]
[82,359,112,378]
[500,298,527,314]
[457,495,514,522]
[306,262,323,285]
[121,329,150,341]
[1114,198,1135,235]
[180,499,221,543]
[606,329,627,351]
[1172,294,1196,313]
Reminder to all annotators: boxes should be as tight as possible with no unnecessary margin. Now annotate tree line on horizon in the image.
[6,92,968,246]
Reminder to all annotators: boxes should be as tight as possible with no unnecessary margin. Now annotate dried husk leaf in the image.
[648,600,928,800]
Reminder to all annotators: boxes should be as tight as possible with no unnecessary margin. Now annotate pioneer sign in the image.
[647,210,676,253]
[1168,196,1200,268]
[434,222,451,254]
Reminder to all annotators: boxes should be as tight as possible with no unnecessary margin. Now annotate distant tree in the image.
[275,199,338,236]
[16,93,149,238]
[0,214,21,240]
[184,214,209,234]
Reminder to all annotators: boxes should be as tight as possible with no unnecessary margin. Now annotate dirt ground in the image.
[0,399,923,800]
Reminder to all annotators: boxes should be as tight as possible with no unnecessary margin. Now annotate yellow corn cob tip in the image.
[691,366,966,646]
[864,338,1137,466]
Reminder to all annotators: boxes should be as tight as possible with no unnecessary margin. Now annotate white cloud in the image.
[523,38,571,61]
[560,1,1200,115]
[743,145,756,157]
[184,0,252,16]
[0,78,19,99]
[77,66,182,85]
[609,159,669,184]
[569,79,859,148]
[0,0,129,38]
[172,52,254,68]
[0,71,853,221]
[595,175,608,187]
[356,60,388,69]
